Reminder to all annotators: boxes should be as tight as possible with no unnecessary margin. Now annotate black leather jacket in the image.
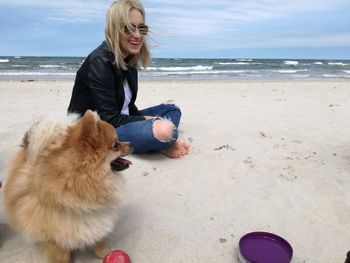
[67,41,145,127]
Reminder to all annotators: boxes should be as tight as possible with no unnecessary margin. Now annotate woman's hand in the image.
[144,115,155,120]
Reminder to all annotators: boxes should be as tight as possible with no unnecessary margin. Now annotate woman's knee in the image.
[152,119,178,141]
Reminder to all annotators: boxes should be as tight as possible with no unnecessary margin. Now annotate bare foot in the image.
[160,140,191,158]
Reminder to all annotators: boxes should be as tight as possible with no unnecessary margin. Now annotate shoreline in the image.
[1,77,350,83]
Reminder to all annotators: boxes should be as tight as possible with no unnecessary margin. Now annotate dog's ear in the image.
[81,110,100,141]
[21,131,30,148]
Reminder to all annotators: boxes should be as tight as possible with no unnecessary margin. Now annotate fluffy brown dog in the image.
[4,110,133,263]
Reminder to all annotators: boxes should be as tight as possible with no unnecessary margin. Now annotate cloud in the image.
[3,0,348,27]
[1,0,108,9]
[146,0,348,30]
[1,0,109,23]
[0,0,349,56]
[144,0,350,51]
[146,0,347,20]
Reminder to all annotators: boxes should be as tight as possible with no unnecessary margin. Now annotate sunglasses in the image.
[123,24,149,36]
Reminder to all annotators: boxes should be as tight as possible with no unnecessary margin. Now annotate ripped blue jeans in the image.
[116,104,181,154]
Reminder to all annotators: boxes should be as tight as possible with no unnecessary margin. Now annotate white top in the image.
[121,80,132,115]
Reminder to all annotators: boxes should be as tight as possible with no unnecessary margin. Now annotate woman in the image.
[68,0,190,158]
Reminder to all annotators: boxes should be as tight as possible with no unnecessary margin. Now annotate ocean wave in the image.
[236,58,253,62]
[11,65,32,68]
[273,69,308,74]
[1,57,350,80]
[146,65,213,71]
[214,62,262,65]
[141,69,257,75]
[290,74,310,78]
[328,62,348,66]
[323,74,350,78]
[284,61,299,65]
[215,62,248,65]
[0,72,75,76]
[39,65,63,68]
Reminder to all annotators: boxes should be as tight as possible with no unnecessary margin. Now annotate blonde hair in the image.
[105,0,151,70]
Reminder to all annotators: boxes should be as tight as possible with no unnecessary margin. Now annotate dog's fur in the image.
[4,110,132,263]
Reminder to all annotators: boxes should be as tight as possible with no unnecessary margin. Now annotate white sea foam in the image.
[39,65,62,68]
[146,65,213,71]
[0,59,9,63]
[236,58,253,62]
[215,62,262,65]
[216,62,249,65]
[11,65,31,68]
[314,62,323,65]
[141,69,255,76]
[343,70,350,74]
[290,74,310,78]
[323,74,350,78]
[284,60,299,65]
[274,69,308,74]
[328,62,348,66]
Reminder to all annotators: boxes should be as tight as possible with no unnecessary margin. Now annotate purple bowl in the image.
[238,232,293,263]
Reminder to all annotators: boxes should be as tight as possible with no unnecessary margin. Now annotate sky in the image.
[0,0,350,59]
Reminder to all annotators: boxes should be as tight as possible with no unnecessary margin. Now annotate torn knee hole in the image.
[153,119,176,141]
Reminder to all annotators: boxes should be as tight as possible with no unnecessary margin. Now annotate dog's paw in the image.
[93,241,109,259]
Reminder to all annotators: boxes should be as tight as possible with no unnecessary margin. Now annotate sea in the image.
[0,56,350,80]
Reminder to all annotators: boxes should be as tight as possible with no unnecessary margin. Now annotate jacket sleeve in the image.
[129,103,143,116]
[88,57,145,127]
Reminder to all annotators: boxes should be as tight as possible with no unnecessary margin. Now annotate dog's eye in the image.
[114,143,120,150]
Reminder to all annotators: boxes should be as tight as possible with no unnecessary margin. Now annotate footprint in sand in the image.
[273,143,287,150]
[219,238,227,243]
[278,165,297,181]
[243,157,253,164]
[243,157,255,168]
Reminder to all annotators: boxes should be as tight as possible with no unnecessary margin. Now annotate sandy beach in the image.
[0,79,349,262]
